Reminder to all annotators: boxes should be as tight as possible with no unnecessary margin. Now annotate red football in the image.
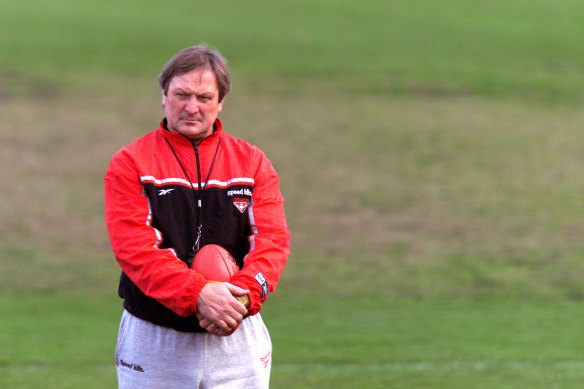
[191,244,238,281]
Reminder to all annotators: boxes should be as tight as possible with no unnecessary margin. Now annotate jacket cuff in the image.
[230,272,268,316]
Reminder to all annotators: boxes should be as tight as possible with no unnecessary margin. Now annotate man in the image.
[104,45,290,388]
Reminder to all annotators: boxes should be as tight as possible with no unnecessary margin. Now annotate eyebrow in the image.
[173,87,215,96]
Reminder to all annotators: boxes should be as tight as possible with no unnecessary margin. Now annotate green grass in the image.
[1,294,583,388]
[2,0,584,387]
[265,295,584,388]
[0,294,119,388]
[1,0,583,101]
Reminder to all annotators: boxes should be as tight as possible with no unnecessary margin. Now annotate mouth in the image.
[182,118,201,125]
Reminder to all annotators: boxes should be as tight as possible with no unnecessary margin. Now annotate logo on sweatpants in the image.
[260,351,271,368]
[119,359,145,373]
[255,272,268,298]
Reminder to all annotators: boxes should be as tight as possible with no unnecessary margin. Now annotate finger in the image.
[209,296,246,321]
[213,325,235,337]
[197,313,225,332]
[213,321,241,337]
[226,283,249,297]
[231,299,248,316]
[206,323,220,334]
[206,324,228,336]
[214,316,238,331]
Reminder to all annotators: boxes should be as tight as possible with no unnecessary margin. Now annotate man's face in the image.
[162,68,224,143]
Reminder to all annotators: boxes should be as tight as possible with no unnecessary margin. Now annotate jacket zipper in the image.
[193,144,203,252]
[164,135,222,257]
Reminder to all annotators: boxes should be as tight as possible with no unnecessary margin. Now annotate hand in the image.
[196,312,242,336]
[196,282,249,335]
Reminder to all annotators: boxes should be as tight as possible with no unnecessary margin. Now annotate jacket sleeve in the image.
[104,149,208,317]
[229,149,291,316]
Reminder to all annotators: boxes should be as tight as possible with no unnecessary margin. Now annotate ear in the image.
[218,98,224,112]
[162,91,167,107]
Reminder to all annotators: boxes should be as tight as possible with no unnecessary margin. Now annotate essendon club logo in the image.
[233,198,250,213]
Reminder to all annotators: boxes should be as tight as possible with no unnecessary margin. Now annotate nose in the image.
[185,98,199,114]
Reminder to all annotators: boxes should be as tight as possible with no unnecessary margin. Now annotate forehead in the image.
[169,68,218,93]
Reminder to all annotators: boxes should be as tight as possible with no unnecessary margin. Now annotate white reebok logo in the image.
[158,189,174,196]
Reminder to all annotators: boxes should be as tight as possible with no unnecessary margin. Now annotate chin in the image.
[178,125,201,135]
[182,127,212,140]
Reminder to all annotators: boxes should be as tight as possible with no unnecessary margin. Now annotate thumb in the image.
[227,283,250,309]
[226,283,249,297]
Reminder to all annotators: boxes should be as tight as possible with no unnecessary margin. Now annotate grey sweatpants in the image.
[115,310,272,389]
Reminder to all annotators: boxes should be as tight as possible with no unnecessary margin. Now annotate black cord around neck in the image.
[164,136,222,254]
[164,136,222,198]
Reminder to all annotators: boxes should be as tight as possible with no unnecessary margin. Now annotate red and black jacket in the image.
[104,118,290,332]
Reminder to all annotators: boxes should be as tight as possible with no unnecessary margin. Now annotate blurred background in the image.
[1,1,584,387]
